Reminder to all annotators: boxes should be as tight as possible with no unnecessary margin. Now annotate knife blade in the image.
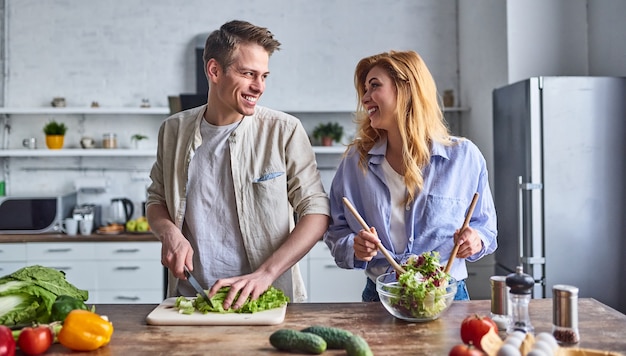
[183,267,216,309]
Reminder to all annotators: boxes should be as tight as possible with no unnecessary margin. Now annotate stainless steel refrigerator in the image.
[492,76,626,313]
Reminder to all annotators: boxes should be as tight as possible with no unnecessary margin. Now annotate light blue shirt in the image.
[323,136,497,282]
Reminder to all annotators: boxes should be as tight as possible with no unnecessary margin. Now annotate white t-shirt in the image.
[366,157,408,282]
[179,118,251,296]
[381,158,408,254]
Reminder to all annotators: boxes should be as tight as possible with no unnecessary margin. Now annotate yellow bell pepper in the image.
[57,309,114,351]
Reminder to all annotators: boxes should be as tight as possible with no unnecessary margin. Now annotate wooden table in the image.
[39,298,625,355]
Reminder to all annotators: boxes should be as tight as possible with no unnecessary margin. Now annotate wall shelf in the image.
[0,146,344,157]
[0,149,156,157]
[0,107,170,115]
[312,146,345,154]
[443,106,470,112]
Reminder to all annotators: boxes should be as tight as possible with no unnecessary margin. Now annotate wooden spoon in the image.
[342,197,407,275]
[444,192,480,274]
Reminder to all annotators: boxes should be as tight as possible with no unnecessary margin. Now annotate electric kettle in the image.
[110,198,134,224]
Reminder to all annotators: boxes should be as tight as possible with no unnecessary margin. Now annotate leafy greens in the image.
[390,251,451,319]
[175,286,289,314]
[0,265,89,325]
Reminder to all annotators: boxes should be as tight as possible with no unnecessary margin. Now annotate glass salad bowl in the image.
[376,272,457,322]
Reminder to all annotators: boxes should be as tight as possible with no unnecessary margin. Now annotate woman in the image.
[323,50,497,301]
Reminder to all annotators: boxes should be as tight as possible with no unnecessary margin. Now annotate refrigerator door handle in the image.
[517,176,546,265]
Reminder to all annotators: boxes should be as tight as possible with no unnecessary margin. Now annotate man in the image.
[146,20,329,310]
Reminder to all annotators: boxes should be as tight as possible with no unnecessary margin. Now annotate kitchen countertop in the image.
[0,233,158,243]
[38,298,625,355]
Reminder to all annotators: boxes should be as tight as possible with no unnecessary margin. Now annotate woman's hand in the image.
[453,226,483,258]
[353,227,380,262]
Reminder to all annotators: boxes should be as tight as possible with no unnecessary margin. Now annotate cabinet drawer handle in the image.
[114,296,140,301]
[324,265,339,269]
[115,266,140,271]
[46,248,72,253]
[50,266,72,271]
[468,272,477,276]
[114,249,140,253]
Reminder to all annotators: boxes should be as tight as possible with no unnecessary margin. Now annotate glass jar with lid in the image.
[102,133,117,149]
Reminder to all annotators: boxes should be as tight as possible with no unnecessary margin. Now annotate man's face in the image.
[213,43,270,118]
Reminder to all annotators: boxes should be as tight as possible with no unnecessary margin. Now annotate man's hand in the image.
[209,272,273,310]
[353,227,380,262]
[453,226,483,258]
[160,231,194,280]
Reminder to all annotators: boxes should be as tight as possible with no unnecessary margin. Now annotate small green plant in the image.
[131,134,148,142]
[43,120,67,135]
[312,122,344,143]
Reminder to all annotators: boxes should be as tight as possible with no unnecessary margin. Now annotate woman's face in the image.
[362,65,397,132]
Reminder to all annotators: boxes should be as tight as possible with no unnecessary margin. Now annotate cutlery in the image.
[444,192,480,274]
[342,197,407,275]
[184,266,216,308]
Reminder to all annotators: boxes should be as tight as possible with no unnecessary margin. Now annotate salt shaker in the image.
[490,275,511,332]
[552,284,580,345]
[506,265,534,334]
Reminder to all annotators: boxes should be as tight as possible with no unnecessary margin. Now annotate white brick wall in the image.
[0,0,458,218]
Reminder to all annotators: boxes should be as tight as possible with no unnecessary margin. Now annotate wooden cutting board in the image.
[145,297,287,326]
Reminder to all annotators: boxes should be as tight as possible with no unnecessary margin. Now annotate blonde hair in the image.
[349,50,451,204]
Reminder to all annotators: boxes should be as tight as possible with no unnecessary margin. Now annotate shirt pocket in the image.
[421,194,467,240]
[254,171,285,182]
[251,171,286,199]
[251,171,288,219]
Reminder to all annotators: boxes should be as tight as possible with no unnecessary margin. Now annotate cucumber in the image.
[301,325,354,349]
[345,335,373,356]
[269,329,327,354]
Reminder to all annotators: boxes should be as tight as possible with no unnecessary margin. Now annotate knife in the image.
[183,267,216,309]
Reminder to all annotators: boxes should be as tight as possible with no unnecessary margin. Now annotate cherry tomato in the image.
[17,325,53,356]
[0,325,16,356]
[449,343,485,356]
[460,314,498,351]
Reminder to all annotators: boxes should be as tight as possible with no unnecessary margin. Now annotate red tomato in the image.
[460,314,498,351]
[17,325,53,356]
[449,343,485,356]
[0,325,16,356]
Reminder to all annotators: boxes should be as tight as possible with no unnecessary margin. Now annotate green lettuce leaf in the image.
[175,286,289,314]
[0,265,89,325]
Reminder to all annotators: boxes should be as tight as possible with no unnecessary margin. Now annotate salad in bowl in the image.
[376,251,457,322]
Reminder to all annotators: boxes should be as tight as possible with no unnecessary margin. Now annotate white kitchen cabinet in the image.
[0,243,27,275]
[26,242,96,260]
[25,242,98,301]
[95,242,163,304]
[0,241,164,304]
[303,242,364,303]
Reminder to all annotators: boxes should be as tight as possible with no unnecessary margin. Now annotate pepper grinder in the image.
[506,265,535,334]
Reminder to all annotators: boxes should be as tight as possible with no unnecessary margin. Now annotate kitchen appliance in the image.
[492,76,626,313]
[72,204,102,229]
[0,191,77,234]
[110,197,134,224]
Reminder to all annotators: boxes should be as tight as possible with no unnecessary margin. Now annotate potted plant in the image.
[131,134,148,149]
[312,122,344,146]
[43,120,68,149]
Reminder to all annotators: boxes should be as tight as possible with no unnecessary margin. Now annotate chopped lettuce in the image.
[389,252,451,319]
[0,265,89,325]
[175,296,195,315]
[175,286,289,314]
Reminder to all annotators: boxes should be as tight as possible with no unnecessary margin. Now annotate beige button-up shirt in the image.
[146,104,329,301]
